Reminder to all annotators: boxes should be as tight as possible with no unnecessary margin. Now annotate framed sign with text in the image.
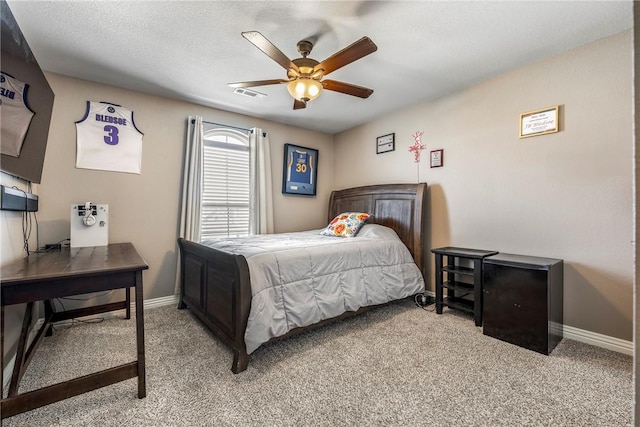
[430,149,443,168]
[519,105,559,138]
[282,143,318,196]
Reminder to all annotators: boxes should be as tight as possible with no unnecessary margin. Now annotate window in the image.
[200,128,250,240]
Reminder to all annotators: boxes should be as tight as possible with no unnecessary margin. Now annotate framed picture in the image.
[430,149,443,168]
[519,105,559,138]
[282,143,318,196]
[376,133,395,154]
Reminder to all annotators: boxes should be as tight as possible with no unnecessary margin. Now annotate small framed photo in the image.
[282,143,318,196]
[519,105,559,138]
[376,133,395,154]
[430,149,443,168]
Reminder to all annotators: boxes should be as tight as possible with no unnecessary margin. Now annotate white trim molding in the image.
[561,324,632,356]
[424,291,633,356]
[134,294,180,311]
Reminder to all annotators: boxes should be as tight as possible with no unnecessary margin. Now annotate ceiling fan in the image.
[228,31,377,110]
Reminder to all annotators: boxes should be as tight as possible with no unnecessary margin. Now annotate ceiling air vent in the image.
[233,87,266,98]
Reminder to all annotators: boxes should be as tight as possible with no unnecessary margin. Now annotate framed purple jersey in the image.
[75,101,144,174]
[282,143,318,196]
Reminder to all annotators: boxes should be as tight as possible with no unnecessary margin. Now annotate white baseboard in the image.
[2,294,180,390]
[423,290,633,356]
[140,294,180,310]
[561,324,632,356]
[83,293,179,319]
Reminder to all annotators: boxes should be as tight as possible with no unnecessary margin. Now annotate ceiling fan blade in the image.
[228,79,288,88]
[241,31,298,72]
[322,79,373,98]
[315,37,377,76]
[293,99,307,110]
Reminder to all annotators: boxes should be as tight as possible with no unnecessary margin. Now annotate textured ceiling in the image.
[6,1,633,134]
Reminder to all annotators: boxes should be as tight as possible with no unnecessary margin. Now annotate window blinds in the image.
[201,136,250,239]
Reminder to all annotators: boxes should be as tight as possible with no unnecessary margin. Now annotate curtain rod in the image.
[191,118,251,133]
[192,119,266,137]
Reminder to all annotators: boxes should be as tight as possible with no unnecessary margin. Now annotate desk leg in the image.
[44,300,54,337]
[135,271,146,398]
[125,287,131,320]
[8,302,34,397]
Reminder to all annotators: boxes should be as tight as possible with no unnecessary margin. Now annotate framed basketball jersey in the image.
[75,101,144,174]
[282,143,318,196]
[0,71,35,157]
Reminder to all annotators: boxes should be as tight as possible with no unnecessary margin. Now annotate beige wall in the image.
[1,29,633,367]
[334,31,633,341]
[35,72,333,302]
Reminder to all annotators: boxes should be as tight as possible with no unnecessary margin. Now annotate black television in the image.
[0,0,54,183]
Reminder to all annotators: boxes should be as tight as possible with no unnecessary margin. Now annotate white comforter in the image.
[200,224,425,353]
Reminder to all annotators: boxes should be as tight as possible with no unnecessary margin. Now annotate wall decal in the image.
[408,131,425,163]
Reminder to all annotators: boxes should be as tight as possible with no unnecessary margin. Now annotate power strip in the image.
[0,185,38,212]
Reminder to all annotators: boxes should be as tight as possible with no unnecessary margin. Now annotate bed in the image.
[177,183,428,373]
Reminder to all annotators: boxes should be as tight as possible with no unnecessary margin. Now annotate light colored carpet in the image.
[2,300,632,426]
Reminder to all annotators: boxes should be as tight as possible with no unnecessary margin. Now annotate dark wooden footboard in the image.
[177,238,252,373]
[178,237,399,374]
[177,183,428,374]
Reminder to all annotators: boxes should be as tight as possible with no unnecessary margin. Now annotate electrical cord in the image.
[51,316,106,331]
[13,182,39,256]
[22,210,32,255]
[33,210,40,250]
[28,183,37,253]
[414,293,436,311]
[50,296,109,331]
[35,238,71,253]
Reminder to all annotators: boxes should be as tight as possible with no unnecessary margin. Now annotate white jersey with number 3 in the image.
[0,71,35,157]
[75,101,144,174]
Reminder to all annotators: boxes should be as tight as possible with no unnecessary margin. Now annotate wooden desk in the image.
[0,242,148,419]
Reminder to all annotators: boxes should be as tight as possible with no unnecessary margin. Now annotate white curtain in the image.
[249,128,274,234]
[174,115,204,294]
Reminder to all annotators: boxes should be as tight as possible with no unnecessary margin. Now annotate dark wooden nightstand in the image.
[431,246,498,326]
[483,253,563,354]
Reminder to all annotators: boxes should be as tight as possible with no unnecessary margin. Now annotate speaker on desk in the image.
[70,202,109,248]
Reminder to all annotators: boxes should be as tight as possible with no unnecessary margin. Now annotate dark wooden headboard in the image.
[328,183,428,276]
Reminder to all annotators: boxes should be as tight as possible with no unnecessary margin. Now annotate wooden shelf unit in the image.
[431,247,498,326]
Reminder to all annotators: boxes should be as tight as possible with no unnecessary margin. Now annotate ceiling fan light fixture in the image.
[287,78,322,102]
[231,31,377,110]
